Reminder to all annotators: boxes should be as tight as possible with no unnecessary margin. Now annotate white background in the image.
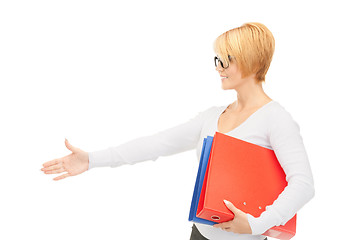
[1,0,359,239]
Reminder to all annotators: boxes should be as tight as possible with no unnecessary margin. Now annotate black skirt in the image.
[189,223,267,240]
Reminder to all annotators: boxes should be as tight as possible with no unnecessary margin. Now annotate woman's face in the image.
[215,55,246,90]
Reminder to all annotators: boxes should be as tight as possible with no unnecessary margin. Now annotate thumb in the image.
[223,200,240,213]
[65,138,77,153]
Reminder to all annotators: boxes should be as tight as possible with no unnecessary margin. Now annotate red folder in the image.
[196,132,296,240]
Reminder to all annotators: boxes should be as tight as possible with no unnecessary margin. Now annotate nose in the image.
[216,63,224,72]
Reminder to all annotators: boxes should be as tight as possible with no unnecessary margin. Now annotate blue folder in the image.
[188,136,217,225]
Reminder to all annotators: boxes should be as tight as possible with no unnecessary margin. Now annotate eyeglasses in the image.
[214,55,231,69]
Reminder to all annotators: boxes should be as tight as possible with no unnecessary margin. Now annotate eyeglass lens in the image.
[214,56,230,69]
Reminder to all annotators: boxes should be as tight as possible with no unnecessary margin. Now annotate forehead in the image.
[215,54,234,61]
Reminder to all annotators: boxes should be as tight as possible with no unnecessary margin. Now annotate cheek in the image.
[225,75,244,88]
[228,74,241,83]
[228,70,243,83]
[227,64,242,78]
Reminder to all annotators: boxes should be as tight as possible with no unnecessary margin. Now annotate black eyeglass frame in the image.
[214,55,231,69]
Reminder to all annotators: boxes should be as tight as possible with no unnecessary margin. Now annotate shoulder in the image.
[201,105,226,115]
[265,101,301,134]
[192,105,223,121]
[267,101,294,118]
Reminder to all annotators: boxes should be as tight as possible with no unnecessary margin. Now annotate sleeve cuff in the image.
[247,213,265,235]
[88,148,116,170]
[247,208,280,235]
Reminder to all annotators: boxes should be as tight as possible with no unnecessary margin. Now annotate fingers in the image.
[41,163,62,172]
[213,223,223,229]
[42,167,66,174]
[65,139,79,153]
[213,222,231,229]
[41,158,65,172]
[214,225,231,232]
[53,173,70,181]
[214,224,231,232]
[41,160,68,176]
[42,158,60,168]
[41,162,70,181]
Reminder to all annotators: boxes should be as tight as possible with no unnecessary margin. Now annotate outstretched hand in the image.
[41,139,89,181]
[213,200,252,235]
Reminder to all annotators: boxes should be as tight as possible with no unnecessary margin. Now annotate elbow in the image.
[309,182,315,201]
[303,174,315,202]
[288,176,315,203]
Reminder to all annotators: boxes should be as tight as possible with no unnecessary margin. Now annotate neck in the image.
[232,76,272,111]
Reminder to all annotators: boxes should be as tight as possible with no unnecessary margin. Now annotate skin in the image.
[212,55,272,234]
[40,139,89,181]
[216,56,272,134]
[41,54,272,234]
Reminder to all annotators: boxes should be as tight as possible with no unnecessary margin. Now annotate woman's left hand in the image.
[213,200,252,234]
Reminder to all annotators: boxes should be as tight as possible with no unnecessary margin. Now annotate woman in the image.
[41,22,315,240]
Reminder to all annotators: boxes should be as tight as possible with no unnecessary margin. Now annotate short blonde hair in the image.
[213,22,275,82]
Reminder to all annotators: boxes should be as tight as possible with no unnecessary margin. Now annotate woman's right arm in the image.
[88,106,217,169]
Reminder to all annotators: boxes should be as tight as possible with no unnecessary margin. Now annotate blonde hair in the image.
[213,22,275,82]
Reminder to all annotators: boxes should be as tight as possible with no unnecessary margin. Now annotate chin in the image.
[221,84,233,90]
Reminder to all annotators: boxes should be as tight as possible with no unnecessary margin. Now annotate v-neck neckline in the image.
[216,100,275,134]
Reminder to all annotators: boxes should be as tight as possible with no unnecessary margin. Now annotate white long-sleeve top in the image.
[88,100,315,240]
